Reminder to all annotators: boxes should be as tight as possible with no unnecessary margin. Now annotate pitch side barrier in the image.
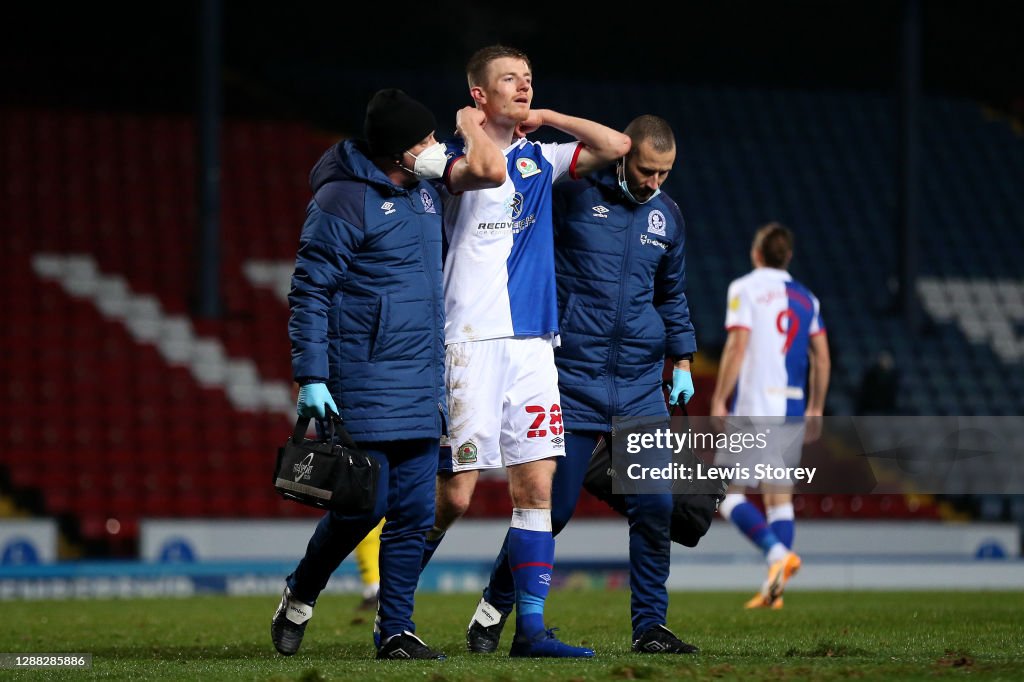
[609,415,1024,496]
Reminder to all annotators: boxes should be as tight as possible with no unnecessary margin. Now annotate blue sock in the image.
[729,501,782,557]
[420,530,445,570]
[508,510,554,639]
[767,503,795,549]
[770,519,794,549]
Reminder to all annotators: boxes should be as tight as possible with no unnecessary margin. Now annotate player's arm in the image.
[520,109,630,177]
[446,106,506,193]
[805,333,831,417]
[709,327,749,417]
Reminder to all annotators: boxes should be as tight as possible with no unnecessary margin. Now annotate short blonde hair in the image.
[466,44,531,88]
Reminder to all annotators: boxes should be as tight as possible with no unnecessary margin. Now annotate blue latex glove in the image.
[296,382,339,419]
[670,368,694,406]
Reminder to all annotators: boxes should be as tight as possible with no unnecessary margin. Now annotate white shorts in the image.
[713,415,805,487]
[443,337,565,472]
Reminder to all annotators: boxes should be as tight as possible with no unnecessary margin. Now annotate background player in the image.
[353,520,382,611]
[709,222,830,609]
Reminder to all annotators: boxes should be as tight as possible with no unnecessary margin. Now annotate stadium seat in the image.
[3,91,1020,557]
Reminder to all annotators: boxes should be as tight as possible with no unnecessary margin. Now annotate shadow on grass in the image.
[609,664,661,679]
[785,641,871,658]
[85,642,373,661]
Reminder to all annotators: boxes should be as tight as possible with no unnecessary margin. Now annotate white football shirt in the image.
[724,267,825,417]
[441,137,581,345]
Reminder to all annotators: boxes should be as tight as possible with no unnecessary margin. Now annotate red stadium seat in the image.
[2,108,956,560]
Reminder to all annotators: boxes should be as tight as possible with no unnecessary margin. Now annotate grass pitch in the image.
[2,591,1023,680]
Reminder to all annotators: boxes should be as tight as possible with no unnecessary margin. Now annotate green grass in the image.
[1,591,1023,680]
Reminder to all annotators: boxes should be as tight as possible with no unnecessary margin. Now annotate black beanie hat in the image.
[364,88,437,157]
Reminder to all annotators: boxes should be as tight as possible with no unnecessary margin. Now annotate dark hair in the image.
[624,115,675,153]
[753,222,794,269]
[466,44,531,87]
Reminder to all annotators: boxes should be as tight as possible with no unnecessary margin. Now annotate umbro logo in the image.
[592,205,609,218]
[286,603,311,624]
[643,641,671,652]
[381,201,396,215]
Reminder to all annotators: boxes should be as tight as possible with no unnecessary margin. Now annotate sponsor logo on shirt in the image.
[476,193,534,234]
[640,233,668,250]
[592,205,609,218]
[505,192,524,219]
[381,201,395,215]
[647,210,667,236]
[475,215,536,234]
[515,158,542,178]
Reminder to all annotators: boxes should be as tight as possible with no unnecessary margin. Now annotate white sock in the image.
[766,503,795,524]
[718,493,747,521]
[766,543,790,564]
[511,508,552,531]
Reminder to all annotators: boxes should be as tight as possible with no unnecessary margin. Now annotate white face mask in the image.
[404,142,447,180]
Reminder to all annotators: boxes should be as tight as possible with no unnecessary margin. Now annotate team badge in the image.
[456,440,478,464]
[647,210,667,236]
[420,188,436,214]
[515,158,542,178]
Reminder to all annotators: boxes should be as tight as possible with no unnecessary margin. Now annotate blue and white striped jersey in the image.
[724,268,825,417]
[441,136,581,345]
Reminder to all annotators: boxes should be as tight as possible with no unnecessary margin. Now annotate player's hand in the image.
[515,110,544,138]
[296,382,338,420]
[709,400,729,434]
[455,106,486,135]
[669,368,694,406]
[804,410,823,444]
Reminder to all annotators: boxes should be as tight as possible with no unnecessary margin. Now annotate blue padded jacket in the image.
[553,169,696,430]
[288,140,446,441]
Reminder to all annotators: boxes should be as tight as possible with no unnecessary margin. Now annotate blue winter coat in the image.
[553,169,696,430]
[288,140,446,441]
